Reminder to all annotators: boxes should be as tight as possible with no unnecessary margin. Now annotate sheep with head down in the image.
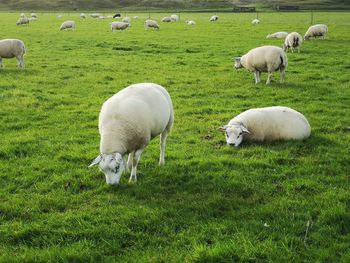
[0,39,26,69]
[304,24,328,40]
[111,21,129,31]
[266,32,289,39]
[283,32,303,53]
[60,20,75,31]
[144,19,159,30]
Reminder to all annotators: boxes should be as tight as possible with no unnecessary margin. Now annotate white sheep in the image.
[31,13,38,18]
[266,32,289,39]
[219,106,311,147]
[89,83,174,185]
[133,16,139,19]
[283,32,303,53]
[252,19,260,25]
[16,17,29,26]
[234,45,288,84]
[60,20,76,31]
[161,17,172,23]
[111,21,129,31]
[170,14,179,21]
[304,24,328,40]
[210,15,218,22]
[91,13,100,18]
[186,20,196,25]
[144,19,159,30]
[80,13,86,19]
[0,39,26,69]
[20,13,25,18]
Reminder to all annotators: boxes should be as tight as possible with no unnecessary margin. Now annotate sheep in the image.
[161,17,172,23]
[98,16,106,19]
[170,14,179,21]
[234,45,288,85]
[16,17,29,26]
[113,13,121,18]
[283,32,303,53]
[266,32,289,39]
[144,19,159,30]
[89,83,174,185]
[31,13,38,18]
[186,20,196,25]
[20,13,25,18]
[210,15,218,22]
[219,106,311,147]
[91,13,100,18]
[111,21,129,31]
[60,20,75,31]
[29,17,37,22]
[304,24,328,40]
[252,19,260,25]
[133,16,139,19]
[0,39,26,69]
[80,13,86,18]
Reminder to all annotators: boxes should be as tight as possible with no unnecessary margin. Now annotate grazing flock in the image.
[2,12,329,185]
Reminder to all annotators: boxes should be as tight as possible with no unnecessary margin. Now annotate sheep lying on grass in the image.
[283,32,303,53]
[16,17,29,25]
[89,83,174,185]
[0,39,26,69]
[266,32,288,39]
[304,24,328,40]
[144,19,159,30]
[219,106,311,147]
[111,22,129,31]
[234,45,288,84]
[60,20,76,31]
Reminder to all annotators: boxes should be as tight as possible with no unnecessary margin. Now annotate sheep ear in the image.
[218,125,228,132]
[241,125,250,134]
[89,155,102,167]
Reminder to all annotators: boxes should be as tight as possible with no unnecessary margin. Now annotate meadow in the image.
[0,11,349,262]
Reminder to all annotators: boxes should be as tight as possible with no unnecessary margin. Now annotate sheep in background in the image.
[31,13,38,18]
[170,14,179,21]
[29,17,37,22]
[111,21,129,31]
[144,19,159,30]
[16,17,29,25]
[186,20,196,25]
[89,83,174,185]
[0,39,26,69]
[210,15,218,22]
[266,32,289,39]
[80,13,86,19]
[20,13,25,18]
[133,16,139,19]
[219,106,311,147]
[252,19,260,24]
[122,17,131,24]
[60,20,75,31]
[283,32,303,53]
[91,13,100,18]
[304,24,328,40]
[161,17,172,23]
[234,45,288,85]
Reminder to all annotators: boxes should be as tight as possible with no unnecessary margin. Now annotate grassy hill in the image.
[0,0,349,11]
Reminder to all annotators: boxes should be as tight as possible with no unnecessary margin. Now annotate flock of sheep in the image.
[1,12,329,185]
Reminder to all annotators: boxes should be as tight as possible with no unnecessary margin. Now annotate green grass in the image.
[0,12,349,262]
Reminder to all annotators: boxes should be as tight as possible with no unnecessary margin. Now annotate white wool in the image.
[31,13,37,18]
[283,32,303,53]
[80,13,86,18]
[0,39,26,69]
[222,106,311,146]
[235,45,288,84]
[304,24,328,40]
[266,32,288,39]
[161,17,172,23]
[60,20,75,31]
[144,19,159,29]
[16,17,29,25]
[252,19,260,24]
[170,14,179,21]
[111,21,129,31]
[210,15,218,22]
[186,20,196,25]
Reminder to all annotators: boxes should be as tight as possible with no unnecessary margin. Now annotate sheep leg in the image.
[266,72,273,84]
[17,57,24,69]
[159,131,168,165]
[129,149,143,183]
[127,151,134,172]
[280,68,286,83]
[254,71,260,84]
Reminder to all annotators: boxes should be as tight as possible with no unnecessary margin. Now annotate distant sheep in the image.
[252,19,260,25]
[133,16,139,19]
[186,20,196,25]
[111,21,129,31]
[113,13,121,18]
[31,13,38,18]
[170,14,179,21]
[16,17,29,26]
[304,24,328,40]
[266,32,289,39]
[219,106,311,147]
[283,32,303,53]
[144,19,159,30]
[210,15,218,22]
[0,39,26,69]
[29,17,37,22]
[161,17,172,23]
[89,83,174,185]
[122,17,131,24]
[91,13,100,18]
[234,45,288,84]
[80,13,86,18]
[60,20,75,31]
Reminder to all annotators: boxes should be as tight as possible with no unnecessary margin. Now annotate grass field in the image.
[0,11,349,262]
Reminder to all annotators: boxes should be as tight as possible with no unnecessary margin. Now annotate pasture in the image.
[0,11,349,262]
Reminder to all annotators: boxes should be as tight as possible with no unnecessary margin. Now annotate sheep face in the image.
[234,57,242,69]
[89,153,125,185]
[220,124,250,147]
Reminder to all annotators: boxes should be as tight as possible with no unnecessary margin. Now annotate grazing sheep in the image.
[111,21,129,31]
[91,13,100,18]
[16,17,29,26]
[266,32,289,39]
[113,13,121,18]
[133,16,139,19]
[89,83,174,185]
[161,17,172,23]
[219,106,311,147]
[144,19,159,30]
[31,13,38,18]
[283,32,303,53]
[304,24,328,40]
[80,13,86,18]
[60,20,75,31]
[186,20,196,25]
[170,14,179,21]
[234,45,288,85]
[252,19,260,24]
[0,39,26,69]
[210,15,218,22]
[98,16,106,19]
